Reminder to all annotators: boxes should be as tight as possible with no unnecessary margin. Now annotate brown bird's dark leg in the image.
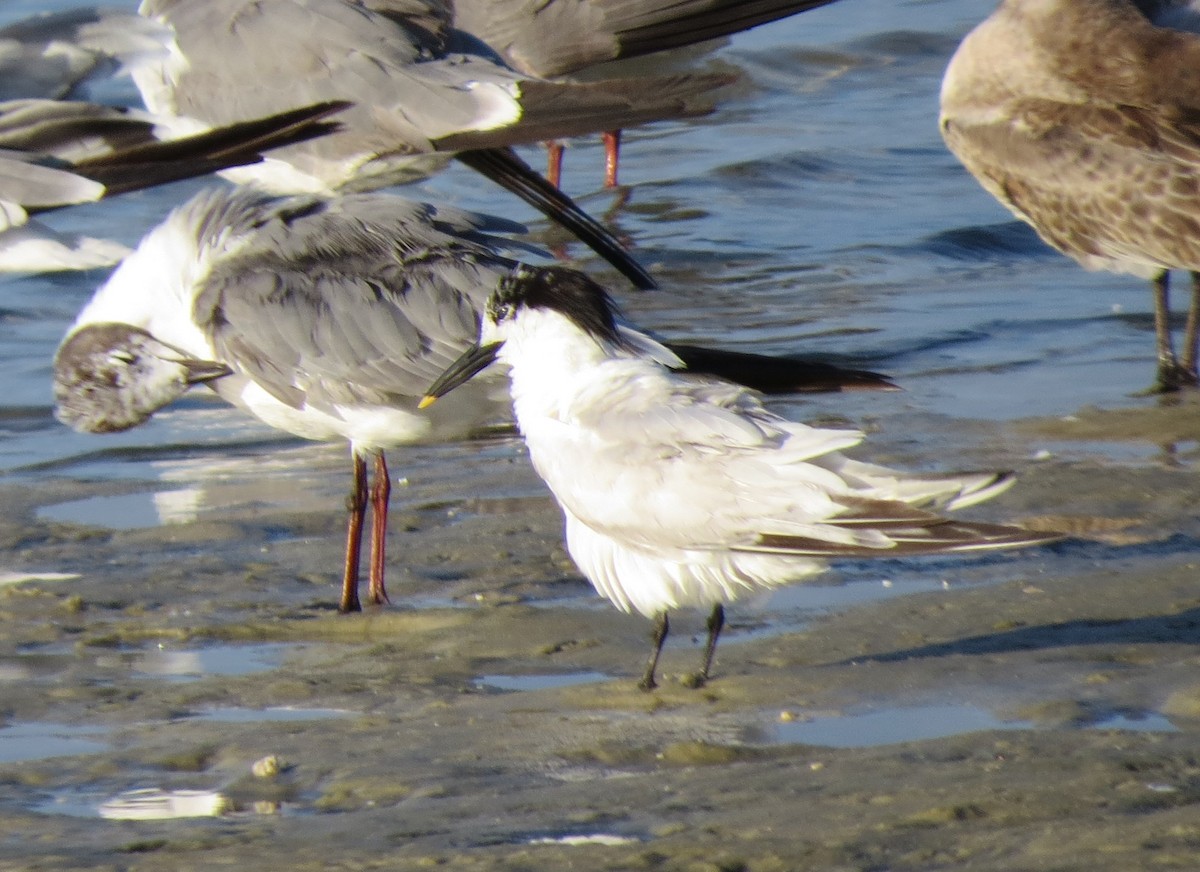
[1181,271,1200,386]
[1150,270,1197,391]
[546,140,565,189]
[603,130,622,188]
[1152,270,1177,375]
[638,611,669,691]
[683,603,725,689]
[339,453,368,613]
[366,451,391,606]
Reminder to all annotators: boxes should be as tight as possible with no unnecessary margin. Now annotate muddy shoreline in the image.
[0,400,1199,870]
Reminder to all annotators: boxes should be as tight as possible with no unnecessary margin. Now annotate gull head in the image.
[53,323,231,433]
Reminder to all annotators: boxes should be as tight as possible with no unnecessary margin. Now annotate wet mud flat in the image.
[2,402,1200,870]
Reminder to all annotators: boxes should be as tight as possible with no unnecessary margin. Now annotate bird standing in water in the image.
[941,0,1200,392]
[424,267,1059,689]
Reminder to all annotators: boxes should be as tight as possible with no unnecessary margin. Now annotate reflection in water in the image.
[119,643,295,681]
[38,491,171,530]
[188,707,353,723]
[0,722,107,763]
[33,430,539,530]
[3,642,300,685]
[475,671,611,692]
[772,704,1179,748]
[98,788,229,821]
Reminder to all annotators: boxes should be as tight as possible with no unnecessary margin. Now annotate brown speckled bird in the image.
[941,0,1200,391]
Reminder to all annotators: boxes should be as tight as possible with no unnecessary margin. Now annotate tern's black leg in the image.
[339,453,368,613]
[638,612,670,691]
[682,604,726,689]
[367,451,391,606]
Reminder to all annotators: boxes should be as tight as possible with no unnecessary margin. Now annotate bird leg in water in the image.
[1184,272,1200,383]
[340,453,369,613]
[682,603,726,689]
[603,130,621,188]
[544,132,621,189]
[367,451,391,606]
[1151,271,1200,391]
[639,611,670,691]
[546,140,565,189]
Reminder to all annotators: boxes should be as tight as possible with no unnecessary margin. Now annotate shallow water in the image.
[3,0,1200,869]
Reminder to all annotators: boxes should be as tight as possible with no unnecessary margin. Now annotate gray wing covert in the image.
[141,0,441,168]
[197,257,499,413]
[192,196,514,415]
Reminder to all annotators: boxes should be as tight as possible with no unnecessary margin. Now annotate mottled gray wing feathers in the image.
[0,7,169,101]
[143,0,741,169]
[194,195,517,413]
[745,518,1058,558]
[143,0,439,163]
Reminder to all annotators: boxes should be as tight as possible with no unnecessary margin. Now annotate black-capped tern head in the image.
[421,265,637,405]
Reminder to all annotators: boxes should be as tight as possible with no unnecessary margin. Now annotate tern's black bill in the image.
[419,341,502,408]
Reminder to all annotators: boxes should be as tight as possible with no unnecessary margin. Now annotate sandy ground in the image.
[2,398,1200,871]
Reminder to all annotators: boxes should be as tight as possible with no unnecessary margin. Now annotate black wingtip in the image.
[64,101,351,199]
[663,343,899,395]
[455,147,657,291]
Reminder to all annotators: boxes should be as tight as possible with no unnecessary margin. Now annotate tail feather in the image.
[745,520,1061,558]
[665,343,898,394]
[822,460,1017,512]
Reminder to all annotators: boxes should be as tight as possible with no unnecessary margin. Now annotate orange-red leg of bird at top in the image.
[546,140,565,189]
[603,130,622,188]
[367,451,391,606]
[340,452,368,613]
